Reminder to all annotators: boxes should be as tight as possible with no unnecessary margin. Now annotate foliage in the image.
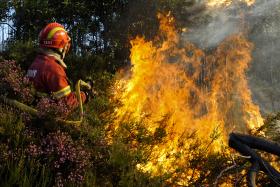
[0,1,9,21]
[0,106,52,187]
[30,130,91,186]
[36,98,71,120]
[3,40,37,70]
[0,107,92,186]
[2,0,202,71]
[9,0,128,55]
[0,60,33,103]
[0,55,279,186]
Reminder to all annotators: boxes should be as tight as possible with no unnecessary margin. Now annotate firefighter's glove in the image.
[84,79,98,97]
[85,79,94,90]
[84,90,91,104]
[80,80,92,91]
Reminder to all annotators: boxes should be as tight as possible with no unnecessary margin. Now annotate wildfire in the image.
[111,12,263,184]
[207,0,255,7]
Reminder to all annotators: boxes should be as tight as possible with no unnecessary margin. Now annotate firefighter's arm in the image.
[46,71,87,107]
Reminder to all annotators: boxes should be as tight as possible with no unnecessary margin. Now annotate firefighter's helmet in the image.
[39,23,71,51]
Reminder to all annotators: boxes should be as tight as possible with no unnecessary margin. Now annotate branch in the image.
[214,154,251,187]
[214,155,237,187]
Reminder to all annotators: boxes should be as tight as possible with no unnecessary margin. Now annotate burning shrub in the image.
[107,12,268,186]
[0,60,33,104]
[107,120,234,186]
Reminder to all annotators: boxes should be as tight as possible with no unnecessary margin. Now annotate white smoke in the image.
[183,0,280,48]
[181,0,280,113]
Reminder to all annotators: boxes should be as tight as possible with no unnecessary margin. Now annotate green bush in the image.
[3,40,37,70]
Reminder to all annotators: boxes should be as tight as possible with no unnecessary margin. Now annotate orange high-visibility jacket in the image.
[27,54,86,107]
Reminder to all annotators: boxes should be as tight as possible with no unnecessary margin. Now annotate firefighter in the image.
[27,22,89,108]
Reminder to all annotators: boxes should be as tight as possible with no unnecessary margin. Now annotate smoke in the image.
[183,9,240,48]
[180,0,280,113]
[183,0,280,48]
[123,0,280,113]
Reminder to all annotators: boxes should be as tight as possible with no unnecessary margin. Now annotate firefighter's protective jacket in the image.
[27,51,86,107]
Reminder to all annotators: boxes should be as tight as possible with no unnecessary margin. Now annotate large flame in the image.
[112,12,263,183]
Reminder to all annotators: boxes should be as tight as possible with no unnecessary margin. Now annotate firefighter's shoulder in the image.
[43,56,66,77]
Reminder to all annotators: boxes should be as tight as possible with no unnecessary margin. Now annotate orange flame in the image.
[112,13,263,183]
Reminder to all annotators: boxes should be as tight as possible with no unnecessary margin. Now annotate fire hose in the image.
[0,80,91,127]
[229,133,280,187]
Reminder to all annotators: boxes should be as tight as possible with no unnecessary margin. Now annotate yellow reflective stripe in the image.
[52,86,71,99]
[47,27,66,40]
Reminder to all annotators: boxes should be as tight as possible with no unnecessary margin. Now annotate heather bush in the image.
[0,60,33,104]
[0,103,95,186]
[36,97,71,120]
[26,130,92,186]
[0,105,51,187]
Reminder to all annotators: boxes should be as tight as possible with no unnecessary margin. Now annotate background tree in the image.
[0,1,9,21]
[5,0,200,72]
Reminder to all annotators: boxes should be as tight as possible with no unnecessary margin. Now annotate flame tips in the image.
[111,12,263,184]
[207,0,256,8]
